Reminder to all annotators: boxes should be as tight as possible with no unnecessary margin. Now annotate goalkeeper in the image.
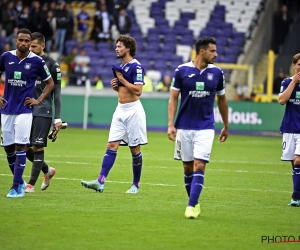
[24,32,64,193]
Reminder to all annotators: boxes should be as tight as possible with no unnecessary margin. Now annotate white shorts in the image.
[108,100,148,147]
[281,133,300,161]
[174,129,215,162]
[1,113,33,146]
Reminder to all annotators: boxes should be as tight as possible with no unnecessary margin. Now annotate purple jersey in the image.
[0,50,51,114]
[113,59,145,87]
[279,77,300,133]
[172,62,225,130]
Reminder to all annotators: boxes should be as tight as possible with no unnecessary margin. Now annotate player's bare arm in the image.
[217,94,229,142]
[167,89,179,141]
[279,71,300,105]
[115,71,142,96]
[24,77,55,106]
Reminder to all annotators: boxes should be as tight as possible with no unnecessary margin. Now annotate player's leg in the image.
[26,117,53,192]
[282,133,299,206]
[81,107,123,192]
[6,114,32,198]
[175,129,194,197]
[125,100,147,194]
[188,129,214,207]
[1,114,16,175]
[291,134,300,206]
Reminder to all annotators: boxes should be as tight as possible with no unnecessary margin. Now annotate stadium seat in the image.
[176,44,191,62]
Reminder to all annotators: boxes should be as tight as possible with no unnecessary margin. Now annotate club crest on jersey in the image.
[196,82,204,90]
[124,67,129,72]
[24,63,31,70]
[207,73,213,80]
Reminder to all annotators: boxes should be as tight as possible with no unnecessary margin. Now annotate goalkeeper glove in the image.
[48,121,68,142]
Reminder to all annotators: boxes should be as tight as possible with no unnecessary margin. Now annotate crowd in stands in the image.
[1,0,287,97]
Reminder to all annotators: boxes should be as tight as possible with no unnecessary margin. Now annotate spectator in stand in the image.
[65,2,75,42]
[15,0,24,19]
[91,3,113,43]
[30,1,45,33]
[76,4,90,44]
[272,4,293,54]
[54,0,69,55]
[17,6,30,29]
[73,49,90,86]
[115,7,131,35]
[2,1,18,36]
[93,74,104,90]
[3,43,11,53]
[273,68,286,95]
[6,27,18,50]
[155,74,172,92]
[42,10,57,52]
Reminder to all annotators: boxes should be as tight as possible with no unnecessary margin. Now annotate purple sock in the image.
[6,151,16,174]
[12,150,26,191]
[132,152,142,188]
[98,149,117,184]
[293,165,300,199]
[184,172,193,197]
[188,171,204,207]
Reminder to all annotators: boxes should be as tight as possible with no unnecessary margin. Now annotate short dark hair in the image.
[116,35,137,57]
[17,28,32,39]
[195,37,216,55]
[292,53,300,65]
[31,32,45,44]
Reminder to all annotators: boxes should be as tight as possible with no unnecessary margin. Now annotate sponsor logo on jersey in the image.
[24,63,31,70]
[171,77,175,86]
[14,71,22,79]
[207,73,213,80]
[56,67,61,72]
[137,74,143,81]
[137,69,142,73]
[280,86,283,93]
[296,92,300,99]
[43,65,50,75]
[57,73,61,80]
[196,82,204,90]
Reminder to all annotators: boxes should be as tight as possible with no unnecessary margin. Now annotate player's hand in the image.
[54,121,62,132]
[292,71,300,84]
[24,97,40,107]
[111,77,119,90]
[0,96,7,108]
[218,127,229,142]
[167,125,177,141]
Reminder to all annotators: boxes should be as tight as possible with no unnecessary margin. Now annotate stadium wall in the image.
[61,87,284,135]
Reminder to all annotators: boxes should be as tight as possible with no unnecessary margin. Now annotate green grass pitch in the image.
[0,128,299,250]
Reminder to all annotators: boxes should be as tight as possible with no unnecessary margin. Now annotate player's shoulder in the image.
[207,64,223,73]
[27,51,45,62]
[283,77,293,85]
[43,54,59,67]
[129,59,144,70]
[1,50,17,58]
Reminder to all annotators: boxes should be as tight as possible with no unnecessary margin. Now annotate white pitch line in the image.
[0,174,291,193]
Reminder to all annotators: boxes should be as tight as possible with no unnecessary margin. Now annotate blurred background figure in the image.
[91,3,113,43]
[115,7,131,35]
[273,68,286,94]
[155,75,172,92]
[76,3,90,44]
[271,4,293,54]
[73,49,90,86]
[6,27,18,50]
[93,74,104,90]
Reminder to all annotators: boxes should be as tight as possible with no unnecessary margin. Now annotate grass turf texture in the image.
[0,128,299,250]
